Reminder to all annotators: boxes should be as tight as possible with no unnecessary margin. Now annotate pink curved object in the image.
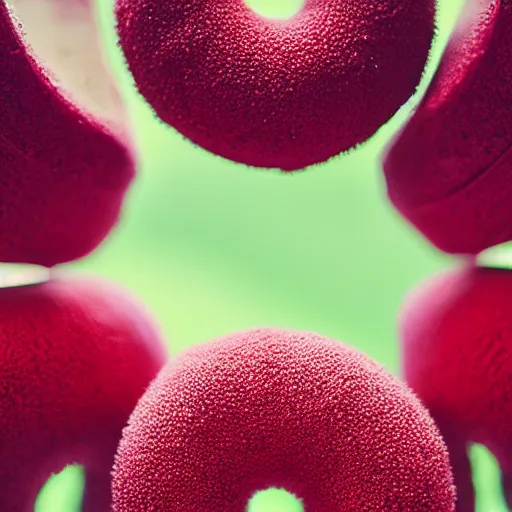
[400,265,512,511]
[0,274,167,511]
[383,0,512,254]
[116,0,435,170]
[0,0,136,266]
[112,328,455,511]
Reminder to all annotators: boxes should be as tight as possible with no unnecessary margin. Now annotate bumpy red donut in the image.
[0,0,135,267]
[115,0,435,171]
[0,273,167,511]
[383,0,512,255]
[112,328,455,511]
[400,266,512,511]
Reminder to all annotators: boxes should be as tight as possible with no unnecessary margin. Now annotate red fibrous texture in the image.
[115,0,435,171]
[0,0,136,267]
[0,275,167,511]
[400,266,512,511]
[112,328,455,511]
[383,0,512,255]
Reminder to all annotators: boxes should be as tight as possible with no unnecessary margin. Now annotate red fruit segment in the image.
[115,0,435,171]
[400,266,512,510]
[0,0,136,267]
[383,0,512,255]
[0,275,167,511]
[112,328,455,511]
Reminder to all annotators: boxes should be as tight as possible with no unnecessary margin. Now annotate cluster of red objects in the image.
[383,1,512,511]
[2,0,511,509]
[0,0,167,509]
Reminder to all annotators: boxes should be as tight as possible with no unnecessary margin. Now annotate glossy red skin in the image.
[400,266,512,511]
[383,0,512,255]
[115,0,435,171]
[0,276,167,511]
[0,1,135,267]
[112,328,455,511]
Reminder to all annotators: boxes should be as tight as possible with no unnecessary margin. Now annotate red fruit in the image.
[115,0,435,171]
[112,328,455,511]
[383,0,512,255]
[0,0,136,267]
[400,266,512,511]
[0,273,167,511]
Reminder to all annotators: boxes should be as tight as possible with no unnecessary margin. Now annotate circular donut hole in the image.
[468,444,508,512]
[244,0,304,19]
[247,488,304,511]
[35,465,85,512]
[0,263,50,288]
[476,242,512,270]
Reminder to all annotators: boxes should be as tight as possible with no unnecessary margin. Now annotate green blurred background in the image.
[34,0,509,510]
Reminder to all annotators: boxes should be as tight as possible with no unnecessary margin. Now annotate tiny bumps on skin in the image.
[115,0,436,171]
[112,328,456,511]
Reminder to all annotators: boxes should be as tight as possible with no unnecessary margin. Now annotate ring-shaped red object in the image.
[115,0,435,170]
[0,274,167,511]
[400,265,512,511]
[112,328,455,511]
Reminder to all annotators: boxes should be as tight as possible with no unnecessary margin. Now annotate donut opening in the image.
[6,0,124,128]
[247,488,303,511]
[35,465,85,512]
[0,263,50,288]
[468,444,508,511]
[244,0,304,20]
[477,242,512,270]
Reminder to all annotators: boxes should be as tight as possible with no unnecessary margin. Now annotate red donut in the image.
[383,0,512,255]
[0,272,167,511]
[0,0,135,267]
[400,265,512,511]
[115,0,435,171]
[112,328,456,511]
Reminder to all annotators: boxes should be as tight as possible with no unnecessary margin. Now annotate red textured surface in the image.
[400,266,512,511]
[383,0,512,255]
[112,328,455,511]
[0,275,167,511]
[115,0,435,171]
[0,1,135,267]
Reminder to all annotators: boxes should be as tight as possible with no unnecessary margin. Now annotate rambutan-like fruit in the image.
[0,0,136,267]
[112,328,456,511]
[0,273,167,511]
[400,265,512,511]
[115,0,435,171]
[383,0,512,255]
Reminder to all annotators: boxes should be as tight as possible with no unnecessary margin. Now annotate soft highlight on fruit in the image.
[0,0,136,267]
[400,265,512,511]
[112,328,455,511]
[115,0,436,170]
[383,0,512,255]
[0,275,167,511]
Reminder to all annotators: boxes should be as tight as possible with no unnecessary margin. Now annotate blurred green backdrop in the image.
[33,0,509,510]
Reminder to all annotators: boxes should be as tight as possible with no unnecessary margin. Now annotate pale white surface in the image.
[0,263,50,287]
[7,0,124,128]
